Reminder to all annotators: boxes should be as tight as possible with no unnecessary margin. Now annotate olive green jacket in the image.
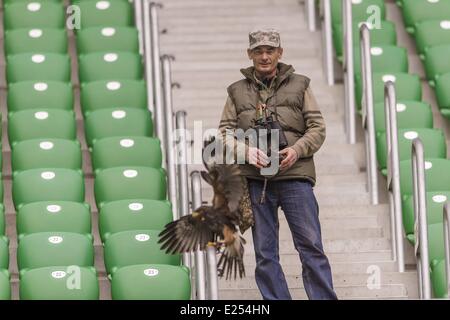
[218,62,326,186]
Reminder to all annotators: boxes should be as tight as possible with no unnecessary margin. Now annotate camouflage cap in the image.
[248,28,281,50]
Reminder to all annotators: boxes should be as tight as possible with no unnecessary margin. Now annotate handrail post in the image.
[191,171,219,300]
[360,23,379,205]
[149,2,166,159]
[305,0,317,31]
[134,0,144,55]
[444,202,450,298]
[161,56,179,222]
[412,138,431,299]
[384,81,405,272]
[190,170,207,300]
[342,0,356,144]
[322,0,335,85]
[142,0,154,115]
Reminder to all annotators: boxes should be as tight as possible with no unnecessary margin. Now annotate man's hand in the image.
[247,146,269,169]
[279,147,299,171]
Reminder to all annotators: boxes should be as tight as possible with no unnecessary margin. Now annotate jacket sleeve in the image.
[291,86,326,158]
[218,96,248,163]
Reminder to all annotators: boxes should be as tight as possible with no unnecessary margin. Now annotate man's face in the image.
[247,46,283,77]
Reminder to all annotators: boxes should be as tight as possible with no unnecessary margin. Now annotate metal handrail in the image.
[134,0,144,54]
[142,0,154,116]
[305,0,318,32]
[411,138,431,299]
[322,0,335,85]
[443,202,450,298]
[191,171,219,300]
[149,2,166,159]
[384,81,405,272]
[342,0,356,144]
[360,23,379,205]
[190,170,207,300]
[161,55,179,222]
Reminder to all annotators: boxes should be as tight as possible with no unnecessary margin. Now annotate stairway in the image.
[158,0,419,299]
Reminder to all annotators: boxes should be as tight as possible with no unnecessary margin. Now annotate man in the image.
[218,28,337,300]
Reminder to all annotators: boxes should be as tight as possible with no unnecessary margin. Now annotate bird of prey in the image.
[158,137,246,279]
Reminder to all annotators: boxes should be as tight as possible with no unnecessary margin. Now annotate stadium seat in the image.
[353,45,408,77]
[91,136,162,170]
[0,269,10,300]
[376,128,447,174]
[103,230,181,275]
[7,81,73,112]
[16,201,91,238]
[4,28,68,55]
[98,199,173,242]
[17,232,94,271]
[78,52,142,83]
[330,0,386,27]
[334,20,397,62]
[76,27,139,54]
[431,259,449,298]
[6,53,71,83]
[19,266,99,300]
[73,0,133,29]
[355,73,422,110]
[3,1,65,30]
[84,108,153,147]
[0,236,9,270]
[80,80,147,115]
[435,72,450,118]
[110,264,191,300]
[94,167,166,208]
[11,139,82,172]
[423,44,450,87]
[373,101,433,133]
[401,0,450,34]
[415,20,450,59]
[0,205,4,235]
[12,168,84,208]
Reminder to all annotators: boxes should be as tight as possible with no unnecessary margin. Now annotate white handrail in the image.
[322,0,335,85]
[142,0,154,116]
[360,23,379,205]
[411,138,431,299]
[134,0,144,55]
[305,0,318,31]
[384,81,405,272]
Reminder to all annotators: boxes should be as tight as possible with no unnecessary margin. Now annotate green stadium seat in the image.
[376,128,447,174]
[3,1,65,30]
[415,20,450,59]
[353,45,409,77]
[0,205,4,235]
[91,136,161,171]
[19,266,99,300]
[4,28,68,55]
[334,20,397,62]
[373,101,433,133]
[7,81,73,112]
[431,259,448,298]
[399,158,450,198]
[423,44,450,87]
[74,0,133,29]
[0,236,9,270]
[85,108,153,147]
[78,52,142,83]
[330,0,386,27]
[435,72,450,119]
[355,72,422,110]
[110,264,191,300]
[76,27,139,54]
[0,269,11,300]
[17,232,94,271]
[80,80,147,116]
[401,0,450,34]
[94,166,166,208]
[16,201,91,238]
[8,109,76,146]
[104,230,181,275]
[402,192,450,241]
[6,53,70,83]
[11,139,82,172]
[12,168,84,208]
[99,199,173,243]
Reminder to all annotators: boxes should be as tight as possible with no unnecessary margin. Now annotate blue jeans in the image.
[247,178,337,300]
